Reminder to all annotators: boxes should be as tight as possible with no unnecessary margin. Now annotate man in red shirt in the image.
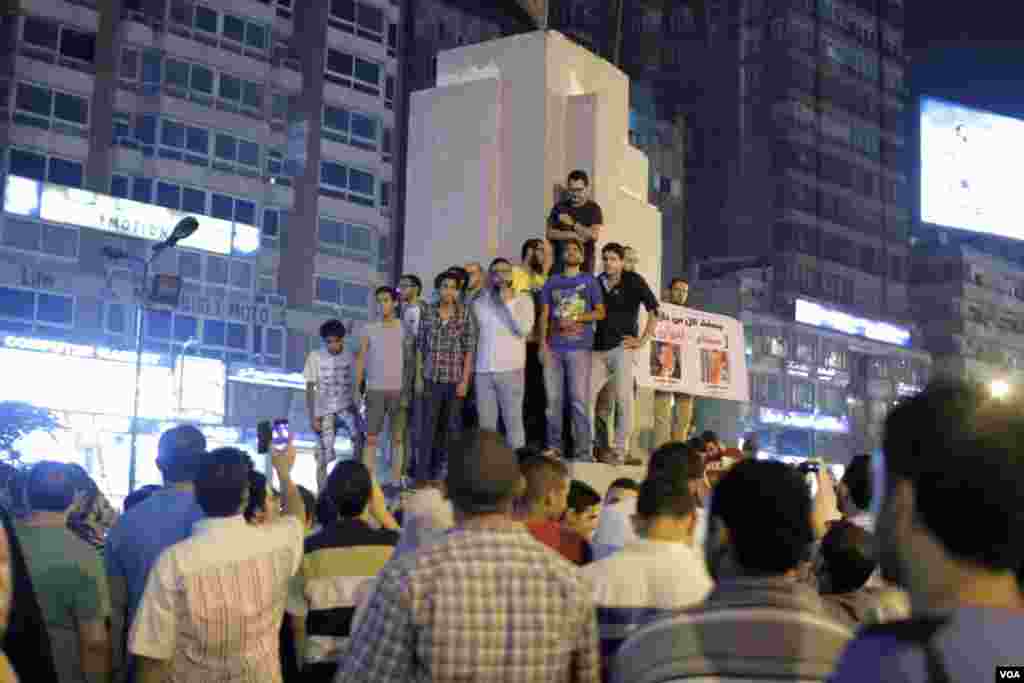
[520,454,592,565]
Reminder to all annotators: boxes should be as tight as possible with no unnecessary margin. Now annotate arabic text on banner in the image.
[637,303,750,403]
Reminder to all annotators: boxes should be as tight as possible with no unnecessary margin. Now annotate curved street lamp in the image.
[103,216,200,492]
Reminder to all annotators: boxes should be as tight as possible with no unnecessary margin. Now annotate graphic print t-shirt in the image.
[542,273,603,352]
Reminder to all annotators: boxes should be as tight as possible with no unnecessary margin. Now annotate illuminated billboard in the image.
[3,176,259,256]
[795,299,911,347]
[921,96,1024,240]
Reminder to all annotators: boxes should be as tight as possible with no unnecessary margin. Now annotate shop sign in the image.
[228,366,306,390]
[795,298,911,347]
[3,335,164,366]
[178,295,283,326]
[759,407,850,434]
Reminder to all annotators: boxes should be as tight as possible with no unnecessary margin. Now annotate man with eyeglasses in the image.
[547,169,604,275]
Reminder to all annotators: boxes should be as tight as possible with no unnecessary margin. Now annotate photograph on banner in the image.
[638,303,750,403]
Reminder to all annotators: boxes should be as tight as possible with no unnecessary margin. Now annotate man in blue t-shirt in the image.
[105,425,206,683]
[539,238,605,462]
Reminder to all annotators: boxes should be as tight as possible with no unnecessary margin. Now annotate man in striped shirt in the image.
[290,461,398,682]
[129,444,306,683]
[612,460,852,683]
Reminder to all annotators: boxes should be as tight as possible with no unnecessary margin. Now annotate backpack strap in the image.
[860,618,952,683]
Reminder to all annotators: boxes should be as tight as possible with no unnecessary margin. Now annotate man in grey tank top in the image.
[355,287,405,479]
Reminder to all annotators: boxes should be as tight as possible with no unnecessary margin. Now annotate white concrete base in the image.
[569,462,646,497]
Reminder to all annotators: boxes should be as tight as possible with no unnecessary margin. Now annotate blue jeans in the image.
[544,348,594,460]
[476,370,526,449]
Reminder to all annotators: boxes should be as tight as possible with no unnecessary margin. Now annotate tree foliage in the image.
[0,402,60,463]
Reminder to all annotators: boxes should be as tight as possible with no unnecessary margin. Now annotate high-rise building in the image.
[0,0,401,499]
[687,0,930,458]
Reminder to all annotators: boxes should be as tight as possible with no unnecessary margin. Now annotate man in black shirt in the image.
[591,242,658,465]
[547,169,604,274]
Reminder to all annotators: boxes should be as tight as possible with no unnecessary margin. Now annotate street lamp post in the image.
[103,217,199,493]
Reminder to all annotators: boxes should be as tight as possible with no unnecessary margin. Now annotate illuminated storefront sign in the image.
[896,382,922,397]
[3,335,164,365]
[228,366,306,390]
[759,407,850,434]
[178,295,283,325]
[795,299,911,347]
[4,176,259,256]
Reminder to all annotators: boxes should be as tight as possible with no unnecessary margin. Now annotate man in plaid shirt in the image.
[413,270,477,484]
[336,430,601,683]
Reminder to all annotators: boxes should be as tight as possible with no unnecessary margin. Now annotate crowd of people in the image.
[304,169,695,492]
[0,380,1021,682]
[0,168,1021,683]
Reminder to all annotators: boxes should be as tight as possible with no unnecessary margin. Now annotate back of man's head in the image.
[195,447,251,518]
[605,477,640,505]
[156,425,207,484]
[567,480,601,514]
[26,461,75,513]
[842,454,872,512]
[647,442,693,486]
[710,460,814,575]
[637,476,696,522]
[820,520,876,594]
[883,380,1024,574]
[326,461,372,519]
[520,454,570,517]
[446,430,522,516]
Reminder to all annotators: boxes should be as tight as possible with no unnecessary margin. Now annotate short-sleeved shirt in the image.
[130,515,305,683]
[362,322,404,392]
[526,519,592,566]
[548,200,603,274]
[542,272,604,352]
[594,271,659,351]
[303,349,355,417]
[17,524,111,683]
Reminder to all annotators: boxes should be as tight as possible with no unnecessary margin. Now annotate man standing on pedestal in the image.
[547,170,604,275]
[397,274,426,486]
[591,243,659,465]
[653,278,695,448]
[514,238,553,449]
[305,319,365,493]
[539,239,605,462]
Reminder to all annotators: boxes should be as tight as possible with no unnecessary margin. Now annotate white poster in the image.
[637,304,750,402]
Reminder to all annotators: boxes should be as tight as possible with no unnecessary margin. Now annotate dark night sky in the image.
[906,0,1024,118]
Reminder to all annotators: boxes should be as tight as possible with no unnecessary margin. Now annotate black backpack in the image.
[857,617,951,683]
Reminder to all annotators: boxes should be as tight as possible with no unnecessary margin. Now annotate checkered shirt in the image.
[335,526,601,683]
[416,302,477,384]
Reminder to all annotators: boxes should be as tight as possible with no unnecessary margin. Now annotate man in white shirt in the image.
[590,478,639,561]
[305,319,363,493]
[129,441,306,683]
[583,476,711,673]
[472,258,535,449]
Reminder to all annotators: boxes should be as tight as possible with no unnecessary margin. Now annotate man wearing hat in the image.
[336,431,601,683]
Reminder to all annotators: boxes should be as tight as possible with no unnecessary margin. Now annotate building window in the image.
[14,82,89,137]
[793,334,816,364]
[756,373,784,406]
[329,0,385,43]
[822,343,848,370]
[21,16,96,67]
[819,386,846,416]
[8,148,84,189]
[318,217,375,263]
[385,75,395,109]
[319,160,376,207]
[315,275,370,316]
[378,235,391,273]
[262,207,286,242]
[0,286,75,329]
[325,48,381,96]
[380,181,391,212]
[382,127,392,163]
[791,380,815,412]
[168,2,269,52]
[322,104,379,151]
[387,22,398,56]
